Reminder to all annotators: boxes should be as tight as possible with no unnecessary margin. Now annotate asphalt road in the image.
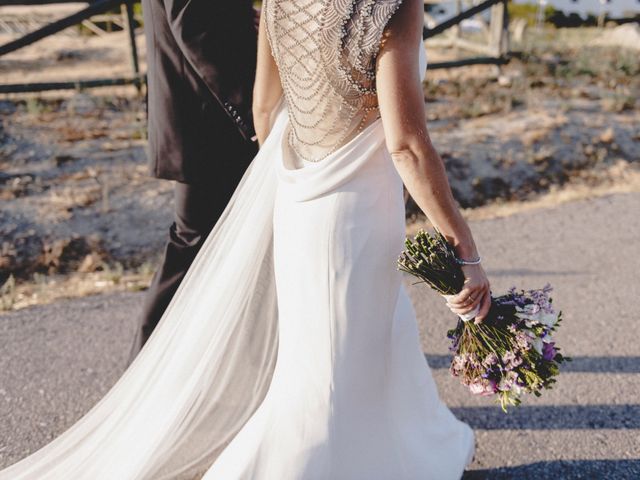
[1,193,639,478]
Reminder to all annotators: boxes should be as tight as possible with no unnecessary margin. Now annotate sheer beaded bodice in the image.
[264,0,404,162]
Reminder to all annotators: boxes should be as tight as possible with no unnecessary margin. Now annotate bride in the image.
[0,0,491,478]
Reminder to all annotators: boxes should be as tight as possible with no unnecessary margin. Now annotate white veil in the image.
[0,104,289,480]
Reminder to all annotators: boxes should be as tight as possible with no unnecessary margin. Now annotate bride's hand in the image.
[446,264,491,324]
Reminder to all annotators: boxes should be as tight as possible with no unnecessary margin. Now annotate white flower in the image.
[539,312,558,327]
[531,337,543,355]
[483,352,499,366]
[515,307,539,325]
[516,306,558,328]
[469,382,485,395]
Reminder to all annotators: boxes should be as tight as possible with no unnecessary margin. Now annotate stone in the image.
[599,127,615,144]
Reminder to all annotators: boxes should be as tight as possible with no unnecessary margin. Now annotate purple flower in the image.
[542,342,556,361]
[469,382,485,395]
[510,356,523,369]
[502,351,516,364]
[451,354,467,375]
[498,371,522,393]
[525,303,541,315]
[468,353,481,368]
[485,379,498,396]
[469,379,497,396]
[483,352,499,367]
[515,332,531,350]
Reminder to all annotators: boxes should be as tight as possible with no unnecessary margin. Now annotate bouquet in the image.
[398,229,569,412]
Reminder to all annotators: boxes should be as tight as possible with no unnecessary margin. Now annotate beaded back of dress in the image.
[264,0,404,162]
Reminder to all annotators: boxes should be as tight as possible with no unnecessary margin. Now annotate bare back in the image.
[263,0,404,162]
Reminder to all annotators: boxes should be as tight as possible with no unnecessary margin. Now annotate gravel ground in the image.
[1,193,639,478]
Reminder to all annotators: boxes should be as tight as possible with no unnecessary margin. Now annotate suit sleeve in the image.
[162,0,257,140]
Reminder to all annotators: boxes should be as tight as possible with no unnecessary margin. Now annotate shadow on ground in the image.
[485,268,586,277]
[464,459,640,480]
[451,405,639,430]
[425,354,640,373]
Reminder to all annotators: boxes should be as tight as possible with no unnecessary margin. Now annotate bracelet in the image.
[455,255,481,266]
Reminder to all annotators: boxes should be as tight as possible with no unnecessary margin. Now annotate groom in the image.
[132,0,259,354]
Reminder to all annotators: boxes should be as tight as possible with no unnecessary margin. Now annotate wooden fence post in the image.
[452,0,462,56]
[501,0,510,56]
[121,0,141,92]
[489,1,504,57]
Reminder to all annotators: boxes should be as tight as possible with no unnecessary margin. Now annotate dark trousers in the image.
[128,168,248,361]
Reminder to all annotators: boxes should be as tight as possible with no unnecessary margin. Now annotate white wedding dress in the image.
[0,1,474,479]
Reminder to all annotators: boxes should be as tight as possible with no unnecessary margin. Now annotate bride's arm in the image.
[376,0,491,321]
[253,9,283,146]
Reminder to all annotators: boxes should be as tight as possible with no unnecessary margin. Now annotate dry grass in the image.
[407,163,640,234]
[6,166,638,314]
[0,264,153,313]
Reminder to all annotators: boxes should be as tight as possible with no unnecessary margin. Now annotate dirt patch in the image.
[410,36,639,215]
[0,96,172,285]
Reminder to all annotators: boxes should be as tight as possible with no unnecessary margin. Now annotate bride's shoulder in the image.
[324,0,409,65]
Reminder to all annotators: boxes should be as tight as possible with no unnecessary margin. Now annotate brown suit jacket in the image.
[142,0,258,183]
